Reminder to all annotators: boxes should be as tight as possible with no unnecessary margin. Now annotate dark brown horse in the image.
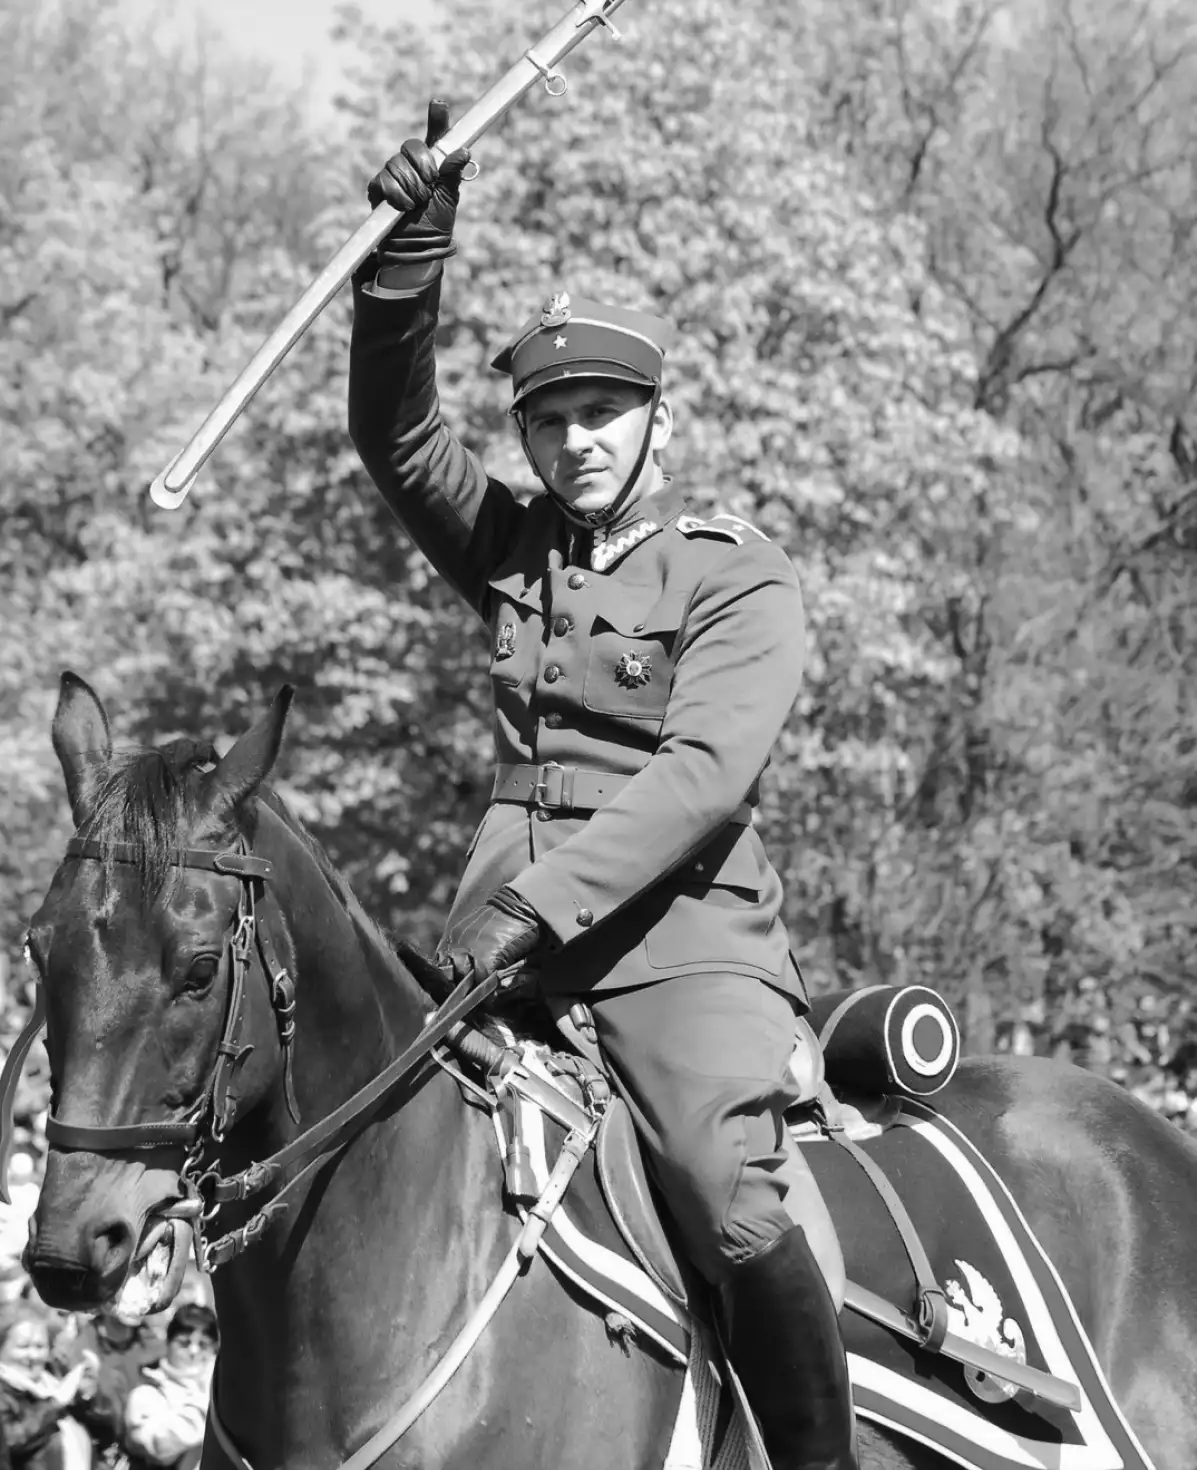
[17,673,1197,1468]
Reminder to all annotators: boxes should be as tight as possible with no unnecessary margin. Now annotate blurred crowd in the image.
[994,978,1197,1133]
[0,1296,216,1470]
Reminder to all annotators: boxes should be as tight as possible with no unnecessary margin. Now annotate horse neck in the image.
[208,805,496,1461]
[260,800,429,1080]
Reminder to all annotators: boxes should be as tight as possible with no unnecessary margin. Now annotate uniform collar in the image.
[588,481,685,573]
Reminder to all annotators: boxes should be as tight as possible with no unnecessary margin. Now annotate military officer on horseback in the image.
[348,104,857,1470]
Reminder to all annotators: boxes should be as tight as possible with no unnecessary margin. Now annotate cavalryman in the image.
[349,104,857,1470]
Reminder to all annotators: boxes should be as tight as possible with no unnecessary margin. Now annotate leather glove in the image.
[367,99,471,265]
[438,886,544,990]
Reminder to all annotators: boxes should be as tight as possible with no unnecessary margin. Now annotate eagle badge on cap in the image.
[540,291,571,328]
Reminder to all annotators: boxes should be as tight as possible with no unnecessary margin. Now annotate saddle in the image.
[441,984,1170,1470]
[552,986,948,1330]
[450,983,1084,1420]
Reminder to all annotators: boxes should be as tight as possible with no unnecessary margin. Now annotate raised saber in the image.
[148,0,628,511]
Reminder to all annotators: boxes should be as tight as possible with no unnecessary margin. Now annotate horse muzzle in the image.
[25,1152,197,1312]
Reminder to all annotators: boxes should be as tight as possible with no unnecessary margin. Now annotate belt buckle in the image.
[534,762,571,811]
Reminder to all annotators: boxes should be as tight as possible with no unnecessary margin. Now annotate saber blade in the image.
[148,0,628,511]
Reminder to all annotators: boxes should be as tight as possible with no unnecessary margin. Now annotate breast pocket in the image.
[487,572,544,691]
[582,590,688,720]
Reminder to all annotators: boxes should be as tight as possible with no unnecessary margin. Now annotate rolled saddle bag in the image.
[808,984,960,1098]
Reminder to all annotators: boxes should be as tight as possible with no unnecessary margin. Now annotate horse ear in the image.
[51,672,113,828]
[201,686,295,822]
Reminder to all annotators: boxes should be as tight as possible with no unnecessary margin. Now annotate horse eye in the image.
[182,955,221,993]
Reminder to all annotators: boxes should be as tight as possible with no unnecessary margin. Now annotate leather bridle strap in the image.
[41,837,276,1155]
[46,1116,202,1150]
[30,830,509,1223]
[205,968,504,1207]
[64,838,274,880]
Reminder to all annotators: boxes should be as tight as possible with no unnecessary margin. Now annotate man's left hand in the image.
[438,887,544,990]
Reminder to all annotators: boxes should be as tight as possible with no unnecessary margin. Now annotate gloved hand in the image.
[438,886,544,990]
[367,98,471,264]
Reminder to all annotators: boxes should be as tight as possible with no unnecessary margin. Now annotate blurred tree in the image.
[3,0,1194,1061]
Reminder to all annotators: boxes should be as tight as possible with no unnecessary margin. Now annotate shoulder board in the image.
[676,513,770,545]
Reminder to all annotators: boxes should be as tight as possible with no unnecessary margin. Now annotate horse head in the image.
[21,672,299,1313]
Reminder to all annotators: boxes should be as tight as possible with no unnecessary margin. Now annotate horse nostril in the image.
[83,1218,135,1280]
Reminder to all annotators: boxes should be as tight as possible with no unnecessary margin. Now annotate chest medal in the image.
[615,651,653,689]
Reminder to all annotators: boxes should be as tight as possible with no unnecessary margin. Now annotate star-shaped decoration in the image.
[553,334,568,350]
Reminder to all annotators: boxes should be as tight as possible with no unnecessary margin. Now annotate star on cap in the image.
[553,334,568,349]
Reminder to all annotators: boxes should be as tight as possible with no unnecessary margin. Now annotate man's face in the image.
[521,379,671,515]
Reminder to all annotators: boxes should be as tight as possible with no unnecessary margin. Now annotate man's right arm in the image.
[349,273,524,620]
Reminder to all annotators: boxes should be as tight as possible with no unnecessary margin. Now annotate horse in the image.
[15,671,1197,1470]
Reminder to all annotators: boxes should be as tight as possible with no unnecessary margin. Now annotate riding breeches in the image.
[582,972,807,1286]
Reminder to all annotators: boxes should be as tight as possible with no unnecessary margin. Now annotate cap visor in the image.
[512,360,656,409]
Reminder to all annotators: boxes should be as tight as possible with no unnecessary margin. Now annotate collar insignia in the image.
[540,292,571,328]
[494,623,516,660]
[590,518,658,572]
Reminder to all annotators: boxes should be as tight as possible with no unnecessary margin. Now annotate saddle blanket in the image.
[499,1058,1155,1470]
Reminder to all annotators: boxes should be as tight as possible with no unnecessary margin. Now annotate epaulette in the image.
[676,512,770,545]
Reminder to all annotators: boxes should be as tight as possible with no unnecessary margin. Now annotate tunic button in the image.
[544,712,563,728]
[568,573,586,590]
[536,809,554,822]
[576,909,594,928]
[544,665,562,684]
[552,616,572,637]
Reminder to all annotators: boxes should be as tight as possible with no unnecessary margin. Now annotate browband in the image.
[65,838,273,880]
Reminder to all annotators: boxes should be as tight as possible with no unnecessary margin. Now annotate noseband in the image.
[12,834,504,1271]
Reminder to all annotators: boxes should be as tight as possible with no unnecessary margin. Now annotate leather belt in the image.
[492,763,753,825]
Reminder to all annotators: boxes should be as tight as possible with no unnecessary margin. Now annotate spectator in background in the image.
[53,1308,161,1470]
[122,1307,216,1470]
[0,1302,95,1470]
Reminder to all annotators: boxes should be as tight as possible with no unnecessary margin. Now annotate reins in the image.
[12,834,508,1269]
[16,826,604,1470]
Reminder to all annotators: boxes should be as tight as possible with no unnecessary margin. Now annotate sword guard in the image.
[524,47,568,95]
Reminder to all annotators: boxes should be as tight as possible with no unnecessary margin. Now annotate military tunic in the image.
[349,275,812,1280]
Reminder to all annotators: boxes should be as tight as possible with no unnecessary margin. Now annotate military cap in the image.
[491,291,675,409]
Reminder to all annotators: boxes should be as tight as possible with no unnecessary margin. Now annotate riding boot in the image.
[719,1222,858,1470]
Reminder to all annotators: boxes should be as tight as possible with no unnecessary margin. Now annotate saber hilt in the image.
[149,0,629,512]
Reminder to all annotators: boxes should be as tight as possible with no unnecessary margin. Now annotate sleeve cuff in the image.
[361,259,444,299]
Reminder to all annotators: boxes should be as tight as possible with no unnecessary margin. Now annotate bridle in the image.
[11,834,501,1271]
[47,838,299,1160]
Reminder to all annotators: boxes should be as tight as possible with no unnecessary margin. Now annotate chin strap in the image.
[516,383,662,529]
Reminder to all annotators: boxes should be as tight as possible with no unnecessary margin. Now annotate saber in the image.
[148,0,628,511]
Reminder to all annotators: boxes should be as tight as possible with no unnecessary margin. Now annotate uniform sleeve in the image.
[509,541,805,942]
[348,274,526,619]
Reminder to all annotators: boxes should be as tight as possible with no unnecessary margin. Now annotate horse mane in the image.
[82,739,455,1004]
[83,740,219,901]
[254,789,455,1004]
